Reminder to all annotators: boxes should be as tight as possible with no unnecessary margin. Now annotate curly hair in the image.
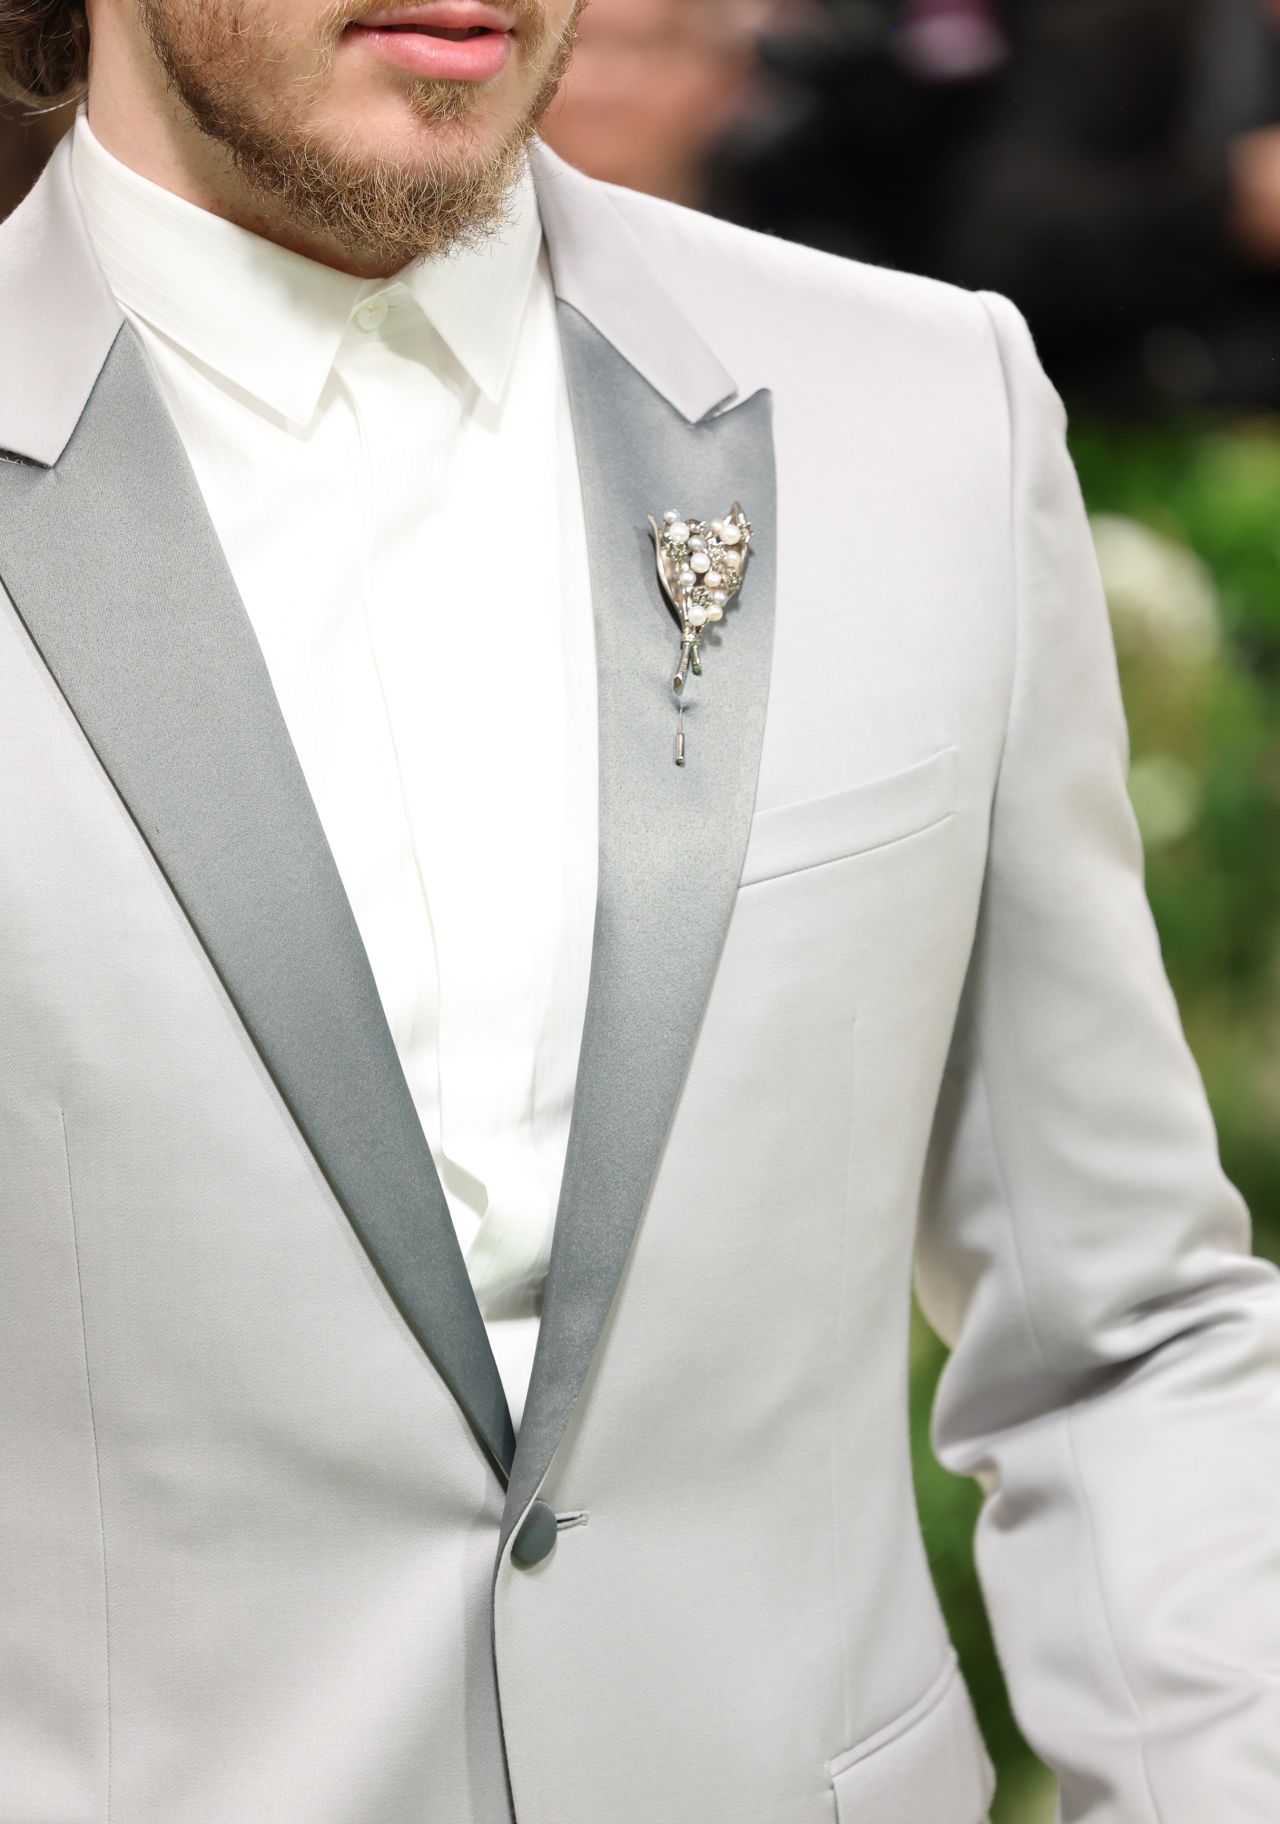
[0,0,89,109]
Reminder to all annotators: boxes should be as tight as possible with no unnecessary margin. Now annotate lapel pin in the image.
[647,503,754,766]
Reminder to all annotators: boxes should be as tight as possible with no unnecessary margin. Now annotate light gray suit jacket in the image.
[1,135,1277,1824]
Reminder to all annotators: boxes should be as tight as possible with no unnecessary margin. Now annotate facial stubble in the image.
[135,0,585,269]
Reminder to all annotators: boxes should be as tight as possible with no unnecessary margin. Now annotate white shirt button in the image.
[354,294,389,333]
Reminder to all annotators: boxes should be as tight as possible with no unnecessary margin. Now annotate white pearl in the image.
[677,567,696,588]
[668,521,690,543]
[705,571,724,589]
[720,549,742,572]
[711,519,724,535]
[721,523,742,546]
[706,606,725,622]
[711,590,729,607]
[687,606,708,628]
[690,552,711,574]
[663,509,680,525]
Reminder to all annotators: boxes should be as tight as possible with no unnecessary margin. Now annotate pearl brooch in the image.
[646,501,756,765]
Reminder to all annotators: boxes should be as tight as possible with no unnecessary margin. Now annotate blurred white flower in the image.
[1090,513,1221,666]
[1126,754,1202,848]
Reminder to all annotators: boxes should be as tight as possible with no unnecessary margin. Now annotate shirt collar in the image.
[69,108,544,426]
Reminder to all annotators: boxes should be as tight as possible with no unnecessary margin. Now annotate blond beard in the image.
[136,0,583,268]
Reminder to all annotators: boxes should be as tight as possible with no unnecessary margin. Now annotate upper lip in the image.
[352,2,517,28]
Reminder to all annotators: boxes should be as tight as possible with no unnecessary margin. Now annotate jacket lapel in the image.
[0,149,515,1480]
[0,139,776,1519]
[504,150,778,1544]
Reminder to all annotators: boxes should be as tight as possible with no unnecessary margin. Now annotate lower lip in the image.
[347,25,513,80]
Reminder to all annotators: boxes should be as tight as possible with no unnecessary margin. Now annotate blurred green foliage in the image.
[910,415,1280,1824]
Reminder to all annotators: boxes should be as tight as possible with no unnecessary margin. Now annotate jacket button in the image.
[511,1500,558,1568]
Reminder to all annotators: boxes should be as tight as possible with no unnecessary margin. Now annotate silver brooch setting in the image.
[647,502,754,766]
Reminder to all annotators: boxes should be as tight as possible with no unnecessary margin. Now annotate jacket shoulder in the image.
[589,176,1000,374]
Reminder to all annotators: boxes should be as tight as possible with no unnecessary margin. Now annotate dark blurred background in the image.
[6,6,1280,1817]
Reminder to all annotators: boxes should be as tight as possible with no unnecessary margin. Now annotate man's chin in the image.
[312,82,484,146]
[134,0,580,271]
[217,106,529,272]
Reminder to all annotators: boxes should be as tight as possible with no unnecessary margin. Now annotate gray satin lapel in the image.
[0,326,515,1479]
[503,305,777,1543]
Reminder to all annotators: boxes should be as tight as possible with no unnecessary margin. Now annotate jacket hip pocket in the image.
[828,1651,995,1824]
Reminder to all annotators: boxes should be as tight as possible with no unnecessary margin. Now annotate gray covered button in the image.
[511,1500,558,1568]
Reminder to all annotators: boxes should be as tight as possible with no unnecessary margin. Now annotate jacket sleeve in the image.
[913,290,1280,1822]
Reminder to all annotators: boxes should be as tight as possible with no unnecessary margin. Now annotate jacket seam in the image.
[61,1107,113,1823]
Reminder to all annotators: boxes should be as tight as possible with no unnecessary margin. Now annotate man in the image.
[0,3,1276,1822]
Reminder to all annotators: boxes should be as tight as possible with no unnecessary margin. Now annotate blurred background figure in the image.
[541,0,804,209]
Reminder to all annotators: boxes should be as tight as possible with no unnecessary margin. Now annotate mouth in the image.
[345,3,518,81]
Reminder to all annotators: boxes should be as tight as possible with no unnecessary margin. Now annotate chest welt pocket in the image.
[829,1651,995,1824]
[739,746,958,889]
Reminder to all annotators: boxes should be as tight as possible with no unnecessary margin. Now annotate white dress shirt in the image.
[70,112,598,1430]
